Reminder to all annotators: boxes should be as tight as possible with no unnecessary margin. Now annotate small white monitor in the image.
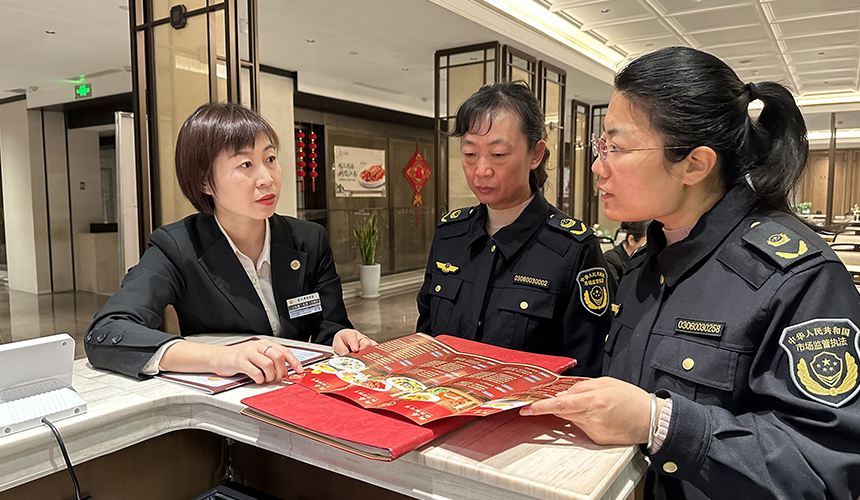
[0,333,86,436]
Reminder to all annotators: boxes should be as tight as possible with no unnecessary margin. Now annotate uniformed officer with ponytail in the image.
[415,81,610,377]
[522,47,860,499]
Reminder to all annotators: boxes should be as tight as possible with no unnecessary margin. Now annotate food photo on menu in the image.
[289,333,587,424]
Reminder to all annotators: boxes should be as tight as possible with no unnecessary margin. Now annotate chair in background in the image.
[830,242,860,286]
[597,236,615,253]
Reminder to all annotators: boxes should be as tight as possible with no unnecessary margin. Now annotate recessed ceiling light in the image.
[45,30,56,35]
[824,81,830,84]
[402,67,409,71]
[349,51,358,55]
[306,39,315,43]
[470,57,478,61]
[119,5,128,10]
[818,51,826,56]
[600,8,610,13]
[739,59,752,65]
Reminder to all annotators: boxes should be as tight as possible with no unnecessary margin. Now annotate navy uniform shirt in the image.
[606,185,860,499]
[416,191,610,376]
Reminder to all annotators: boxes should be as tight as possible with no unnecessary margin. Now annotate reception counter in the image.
[0,335,647,500]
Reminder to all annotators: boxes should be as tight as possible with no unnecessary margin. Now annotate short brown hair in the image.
[174,102,280,215]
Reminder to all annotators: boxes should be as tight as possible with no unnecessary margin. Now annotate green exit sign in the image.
[74,83,92,99]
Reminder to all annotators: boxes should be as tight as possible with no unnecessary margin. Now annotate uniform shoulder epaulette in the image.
[438,206,477,226]
[546,213,594,241]
[741,219,822,270]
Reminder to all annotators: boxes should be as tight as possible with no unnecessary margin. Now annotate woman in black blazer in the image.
[86,103,372,382]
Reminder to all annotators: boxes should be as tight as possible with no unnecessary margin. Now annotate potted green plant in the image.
[354,212,380,298]
[792,201,812,215]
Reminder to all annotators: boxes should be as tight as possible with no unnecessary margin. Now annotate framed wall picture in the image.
[334,146,386,197]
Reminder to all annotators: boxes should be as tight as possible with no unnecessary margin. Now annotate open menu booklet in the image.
[291,333,586,424]
[157,337,332,394]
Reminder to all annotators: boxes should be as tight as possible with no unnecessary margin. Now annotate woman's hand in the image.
[162,339,303,385]
[332,329,377,355]
[520,377,664,446]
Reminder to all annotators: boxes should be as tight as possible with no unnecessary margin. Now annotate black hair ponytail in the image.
[744,82,808,213]
[615,47,808,215]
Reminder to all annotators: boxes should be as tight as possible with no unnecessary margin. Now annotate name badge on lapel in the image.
[287,292,322,319]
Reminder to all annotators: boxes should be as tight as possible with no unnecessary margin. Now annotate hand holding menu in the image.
[295,333,585,424]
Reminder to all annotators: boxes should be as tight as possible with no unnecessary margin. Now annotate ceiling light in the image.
[823,81,830,84]
[45,30,56,35]
[349,51,358,55]
[808,128,860,140]
[739,59,752,65]
[119,5,128,10]
[402,67,409,71]
[818,51,826,56]
[600,8,610,13]
[481,0,623,72]
[306,39,315,43]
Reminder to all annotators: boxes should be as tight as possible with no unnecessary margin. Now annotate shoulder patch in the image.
[780,318,860,407]
[547,214,593,241]
[438,206,477,226]
[741,220,821,270]
[577,267,609,316]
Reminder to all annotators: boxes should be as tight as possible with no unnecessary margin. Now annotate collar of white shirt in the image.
[214,215,272,269]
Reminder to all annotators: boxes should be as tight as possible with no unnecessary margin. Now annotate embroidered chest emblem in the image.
[577,267,608,316]
[436,261,460,274]
[780,318,860,407]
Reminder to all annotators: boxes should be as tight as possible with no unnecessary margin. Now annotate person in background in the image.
[521,46,860,499]
[603,220,649,300]
[415,81,610,376]
[86,103,373,383]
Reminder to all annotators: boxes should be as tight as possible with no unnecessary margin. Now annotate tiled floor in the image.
[0,277,420,360]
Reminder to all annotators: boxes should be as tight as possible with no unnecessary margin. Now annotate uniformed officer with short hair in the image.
[521,47,860,499]
[415,82,610,377]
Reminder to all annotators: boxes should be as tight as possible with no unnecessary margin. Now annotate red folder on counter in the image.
[242,335,576,461]
[241,335,576,461]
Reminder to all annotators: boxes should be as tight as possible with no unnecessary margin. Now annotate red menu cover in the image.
[241,335,576,461]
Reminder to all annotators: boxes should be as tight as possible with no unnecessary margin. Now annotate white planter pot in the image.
[359,264,381,299]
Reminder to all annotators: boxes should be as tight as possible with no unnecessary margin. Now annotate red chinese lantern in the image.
[296,128,306,192]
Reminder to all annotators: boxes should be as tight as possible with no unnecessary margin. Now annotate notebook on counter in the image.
[157,338,332,394]
[241,334,578,461]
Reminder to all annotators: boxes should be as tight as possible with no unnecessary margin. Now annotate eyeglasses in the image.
[591,133,694,163]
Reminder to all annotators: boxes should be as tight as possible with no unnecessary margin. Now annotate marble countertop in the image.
[0,335,647,500]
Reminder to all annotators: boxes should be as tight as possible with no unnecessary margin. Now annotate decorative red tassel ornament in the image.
[308,131,318,192]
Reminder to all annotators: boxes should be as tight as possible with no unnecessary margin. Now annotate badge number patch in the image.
[577,267,609,316]
[780,318,860,407]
